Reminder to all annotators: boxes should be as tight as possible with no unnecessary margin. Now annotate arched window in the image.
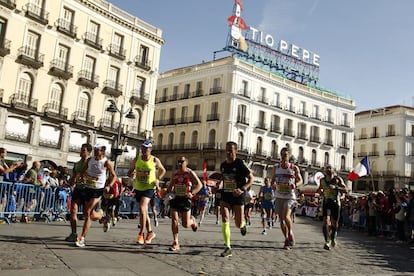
[208,129,216,147]
[340,155,346,171]
[168,132,174,149]
[191,131,198,148]
[324,152,329,166]
[78,92,90,119]
[256,136,263,155]
[17,72,33,103]
[49,82,63,112]
[157,133,163,148]
[238,132,244,150]
[271,140,278,159]
[311,149,317,165]
[179,131,185,148]
[298,147,304,162]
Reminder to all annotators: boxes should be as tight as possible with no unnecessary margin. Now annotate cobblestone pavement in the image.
[0,214,413,276]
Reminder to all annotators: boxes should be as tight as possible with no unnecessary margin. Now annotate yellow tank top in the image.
[134,155,157,191]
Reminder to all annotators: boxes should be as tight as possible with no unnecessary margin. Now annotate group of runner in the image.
[64,140,347,255]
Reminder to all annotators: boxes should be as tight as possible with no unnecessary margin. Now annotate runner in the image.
[167,156,202,251]
[128,140,166,245]
[271,147,303,250]
[258,177,275,235]
[218,141,254,257]
[65,143,92,242]
[197,181,211,226]
[317,164,348,250]
[75,144,117,247]
[244,186,256,227]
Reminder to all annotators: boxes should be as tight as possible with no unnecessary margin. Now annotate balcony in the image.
[386,131,396,137]
[48,59,73,80]
[77,70,99,89]
[71,111,95,127]
[134,55,151,71]
[0,0,16,10]
[310,113,321,121]
[370,133,380,138]
[102,80,123,97]
[16,46,44,69]
[176,117,188,124]
[237,89,250,98]
[254,122,268,130]
[257,96,268,104]
[207,113,220,121]
[285,105,295,113]
[155,96,167,104]
[384,150,396,156]
[369,151,379,156]
[309,136,321,143]
[97,118,118,132]
[357,151,367,157]
[9,93,38,112]
[283,129,295,137]
[339,143,350,150]
[340,120,351,128]
[323,116,334,124]
[236,116,249,125]
[0,39,10,56]
[359,134,368,139]
[209,87,222,95]
[296,132,308,140]
[191,89,203,98]
[269,125,282,134]
[42,103,68,120]
[130,90,149,106]
[83,32,103,51]
[323,139,333,146]
[56,18,77,38]
[24,3,49,25]
[297,109,308,117]
[108,44,126,60]
[188,115,201,123]
[272,101,283,109]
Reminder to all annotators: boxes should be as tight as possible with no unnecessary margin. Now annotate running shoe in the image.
[111,217,117,227]
[103,216,110,232]
[215,219,219,225]
[262,229,267,235]
[145,231,156,243]
[75,237,85,248]
[154,218,159,227]
[65,233,77,242]
[324,241,331,250]
[136,233,145,245]
[191,221,198,232]
[283,239,290,250]
[220,247,232,257]
[169,241,180,251]
[240,225,247,236]
[331,238,337,248]
[288,232,295,246]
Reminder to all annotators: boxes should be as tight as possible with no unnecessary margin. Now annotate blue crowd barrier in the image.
[0,181,160,224]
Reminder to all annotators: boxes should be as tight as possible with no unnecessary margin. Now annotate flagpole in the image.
[369,157,375,192]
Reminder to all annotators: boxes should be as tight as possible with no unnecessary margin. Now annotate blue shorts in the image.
[134,189,155,203]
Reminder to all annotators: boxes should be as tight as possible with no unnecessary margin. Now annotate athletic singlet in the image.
[74,159,87,188]
[320,177,341,202]
[172,169,192,196]
[262,186,274,202]
[198,186,210,203]
[85,157,107,189]
[274,163,296,200]
[134,155,157,191]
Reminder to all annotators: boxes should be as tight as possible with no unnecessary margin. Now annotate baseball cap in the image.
[43,168,51,173]
[141,140,152,148]
[94,143,106,150]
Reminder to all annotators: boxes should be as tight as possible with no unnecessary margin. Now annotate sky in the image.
[108,0,414,112]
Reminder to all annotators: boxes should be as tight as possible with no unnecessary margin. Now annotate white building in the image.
[0,0,163,172]
[152,56,355,184]
[354,105,414,191]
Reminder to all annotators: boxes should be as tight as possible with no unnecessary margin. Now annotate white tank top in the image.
[274,163,297,200]
[85,157,107,189]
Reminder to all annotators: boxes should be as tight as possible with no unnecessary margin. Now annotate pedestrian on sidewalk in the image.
[218,141,254,257]
[167,156,202,251]
[271,146,303,250]
[317,164,348,250]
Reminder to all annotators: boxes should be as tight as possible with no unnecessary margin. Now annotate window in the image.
[273,92,280,107]
[242,80,248,95]
[196,81,203,96]
[213,78,221,89]
[61,7,74,32]
[169,108,176,124]
[312,105,319,119]
[191,131,198,147]
[168,133,174,148]
[256,137,263,155]
[299,101,306,115]
[324,152,329,166]
[179,131,185,147]
[341,132,347,148]
[259,87,266,102]
[181,106,188,123]
[30,0,45,17]
[101,100,114,127]
[112,33,124,54]
[184,84,190,98]
[157,133,163,147]
[325,129,332,144]
[0,18,7,44]
[83,55,96,79]
[238,104,247,122]
[78,92,89,119]
[49,83,63,112]
[211,102,218,114]
[297,122,306,139]
[325,108,332,122]
[160,109,166,121]
[238,132,244,150]
[193,105,200,120]
[387,124,395,136]
[135,76,145,96]
[271,140,278,159]
[311,149,317,165]
[88,21,100,43]
[57,44,70,67]
[108,66,120,87]
[286,97,293,111]
[340,156,346,171]
[372,126,378,138]
[173,86,178,100]
[26,31,40,58]
[17,73,33,102]
[139,45,149,65]
[310,126,320,142]
[258,111,265,124]
[271,115,280,132]
[208,129,216,146]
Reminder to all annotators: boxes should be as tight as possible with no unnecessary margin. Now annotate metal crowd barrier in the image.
[0,181,157,225]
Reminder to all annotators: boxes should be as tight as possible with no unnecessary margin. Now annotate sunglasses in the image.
[177,160,186,164]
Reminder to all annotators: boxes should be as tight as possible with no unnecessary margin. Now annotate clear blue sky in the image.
[109,0,414,112]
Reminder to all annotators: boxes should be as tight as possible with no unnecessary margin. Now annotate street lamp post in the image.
[106,99,136,172]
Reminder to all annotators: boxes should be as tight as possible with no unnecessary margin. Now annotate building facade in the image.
[353,105,414,192]
[0,0,163,172]
[152,56,355,184]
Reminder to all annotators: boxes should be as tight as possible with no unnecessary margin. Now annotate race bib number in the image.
[137,170,150,184]
[278,183,290,193]
[223,179,237,191]
[85,176,97,187]
[264,193,272,200]
[175,184,187,196]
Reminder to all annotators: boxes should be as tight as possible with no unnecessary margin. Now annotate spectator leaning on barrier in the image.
[0,148,22,182]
